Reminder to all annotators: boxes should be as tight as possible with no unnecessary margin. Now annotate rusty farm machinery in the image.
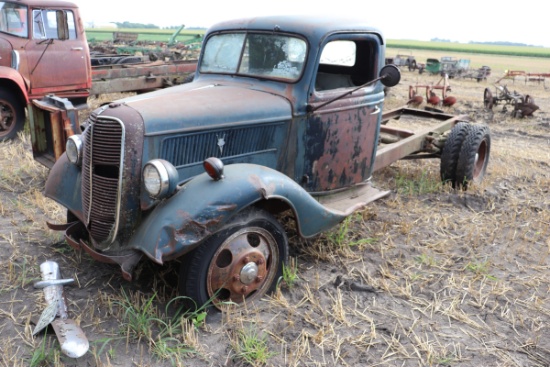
[483,85,539,118]
[407,76,457,110]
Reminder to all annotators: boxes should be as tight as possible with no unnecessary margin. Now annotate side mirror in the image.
[379,64,401,87]
[56,10,69,40]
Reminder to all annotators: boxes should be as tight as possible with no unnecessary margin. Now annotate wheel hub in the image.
[240,262,259,285]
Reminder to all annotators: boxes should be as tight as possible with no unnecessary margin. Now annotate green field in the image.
[86,28,550,59]
[387,39,550,58]
[85,28,205,44]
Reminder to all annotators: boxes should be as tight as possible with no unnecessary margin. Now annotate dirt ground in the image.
[0,53,549,367]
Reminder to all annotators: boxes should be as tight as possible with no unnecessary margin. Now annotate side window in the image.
[32,10,45,39]
[66,11,76,39]
[315,40,356,91]
[32,9,76,40]
[315,39,376,92]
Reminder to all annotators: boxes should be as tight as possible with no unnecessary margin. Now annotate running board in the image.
[316,183,391,215]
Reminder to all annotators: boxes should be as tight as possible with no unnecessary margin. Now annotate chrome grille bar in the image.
[81,115,125,249]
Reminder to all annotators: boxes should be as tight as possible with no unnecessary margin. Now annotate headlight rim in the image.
[143,159,178,199]
[66,135,83,166]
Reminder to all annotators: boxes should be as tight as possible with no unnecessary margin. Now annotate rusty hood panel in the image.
[112,81,292,134]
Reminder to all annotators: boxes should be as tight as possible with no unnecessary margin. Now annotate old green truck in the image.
[39,15,491,311]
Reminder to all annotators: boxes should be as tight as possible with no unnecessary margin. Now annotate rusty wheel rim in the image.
[0,99,16,137]
[472,138,489,181]
[207,226,279,306]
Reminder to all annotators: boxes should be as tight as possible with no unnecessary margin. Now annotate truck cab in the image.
[44,16,405,310]
[0,0,90,140]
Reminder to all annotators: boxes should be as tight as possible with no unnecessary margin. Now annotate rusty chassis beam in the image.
[374,107,468,172]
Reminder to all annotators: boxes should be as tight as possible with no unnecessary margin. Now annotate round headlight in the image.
[66,135,83,165]
[143,159,178,199]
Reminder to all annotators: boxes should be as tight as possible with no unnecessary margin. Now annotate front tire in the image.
[179,208,288,311]
[0,89,25,141]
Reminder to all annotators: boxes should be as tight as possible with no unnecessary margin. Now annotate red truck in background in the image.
[0,0,197,147]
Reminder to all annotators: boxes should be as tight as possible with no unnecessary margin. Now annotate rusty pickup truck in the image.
[42,16,491,310]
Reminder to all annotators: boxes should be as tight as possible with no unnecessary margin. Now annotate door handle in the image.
[71,47,83,51]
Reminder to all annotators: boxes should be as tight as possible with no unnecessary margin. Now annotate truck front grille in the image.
[82,116,125,249]
[160,124,279,167]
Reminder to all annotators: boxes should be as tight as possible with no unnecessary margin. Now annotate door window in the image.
[32,9,76,40]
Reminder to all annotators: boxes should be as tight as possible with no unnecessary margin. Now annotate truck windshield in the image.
[0,2,28,38]
[200,32,307,82]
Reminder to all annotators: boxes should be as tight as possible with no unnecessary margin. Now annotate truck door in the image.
[25,8,90,94]
[303,37,384,192]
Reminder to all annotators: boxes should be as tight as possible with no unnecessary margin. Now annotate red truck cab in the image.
[0,0,91,140]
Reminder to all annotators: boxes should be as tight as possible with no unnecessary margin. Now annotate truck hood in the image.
[113,81,293,134]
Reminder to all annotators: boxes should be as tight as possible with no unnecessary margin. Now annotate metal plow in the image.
[33,261,89,359]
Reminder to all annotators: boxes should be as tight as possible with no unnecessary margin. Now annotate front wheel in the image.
[179,208,288,311]
[455,124,491,190]
[0,89,25,141]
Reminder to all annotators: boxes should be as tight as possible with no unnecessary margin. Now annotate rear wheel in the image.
[179,208,288,311]
[0,89,25,141]
[483,88,494,110]
[455,124,491,190]
[440,122,472,187]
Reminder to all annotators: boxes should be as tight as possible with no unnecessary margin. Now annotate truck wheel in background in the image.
[179,208,289,311]
[483,88,494,110]
[455,124,491,190]
[440,122,472,188]
[0,89,25,141]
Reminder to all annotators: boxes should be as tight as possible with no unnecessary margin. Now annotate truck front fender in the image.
[44,153,83,219]
[0,66,29,103]
[129,163,348,264]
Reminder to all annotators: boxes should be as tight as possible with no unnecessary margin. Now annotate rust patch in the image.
[248,174,277,198]
[309,106,377,191]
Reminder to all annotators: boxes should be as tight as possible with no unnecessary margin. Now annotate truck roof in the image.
[10,0,79,9]
[206,15,385,45]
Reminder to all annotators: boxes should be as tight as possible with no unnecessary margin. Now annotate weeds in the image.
[280,257,300,289]
[326,215,377,249]
[465,260,497,280]
[231,325,275,366]
[116,289,164,342]
[29,333,57,367]
[395,169,441,196]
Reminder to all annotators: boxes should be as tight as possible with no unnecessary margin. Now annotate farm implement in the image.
[407,75,457,109]
[483,85,539,117]
[496,70,550,86]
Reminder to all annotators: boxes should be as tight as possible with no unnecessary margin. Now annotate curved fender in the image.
[129,163,348,264]
[0,66,29,103]
[44,153,84,220]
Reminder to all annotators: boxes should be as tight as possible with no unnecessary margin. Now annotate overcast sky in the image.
[76,0,550,48]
